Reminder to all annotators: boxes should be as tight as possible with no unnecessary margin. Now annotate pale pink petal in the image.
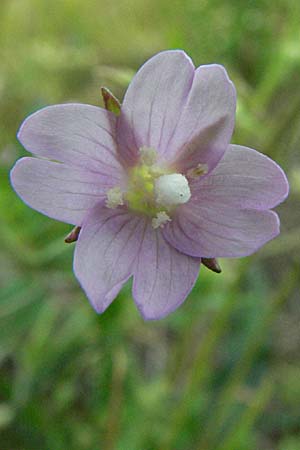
[191,145,289,209]
[10,157,115,225]
[167,65,236,173]
[17,103,124,180]
[117,50,195,166]
[73,203,146,313]
[132,223,200,320]
[163,204,280,258]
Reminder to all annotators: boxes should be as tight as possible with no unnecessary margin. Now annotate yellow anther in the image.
[187,163,208,179]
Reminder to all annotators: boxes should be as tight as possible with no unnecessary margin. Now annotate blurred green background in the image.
[0,0,300,449]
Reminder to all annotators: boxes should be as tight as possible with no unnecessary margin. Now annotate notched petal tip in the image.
[234,210,281,257]
[77,276,130,315]
[135,304,170,321]
[10,157,29,195]
[73,258,131,316]
[16,122,25,145]
[238,210,280,257]
[276,162,290,204]
[133,269,199,321]
[199,63,235,86]
[16,105,51,149]
[200,63,236,94]
[144,49,195,69]
[132,286,187,321]
[16,108,39,146]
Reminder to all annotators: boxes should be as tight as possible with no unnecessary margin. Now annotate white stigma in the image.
[154,173,191,207]
[106,187,124,209]
[152,211,171,229]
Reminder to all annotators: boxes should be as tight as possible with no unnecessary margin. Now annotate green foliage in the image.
[1,0,300,449]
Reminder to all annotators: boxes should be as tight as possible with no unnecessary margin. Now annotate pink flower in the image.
[10,50,289,320]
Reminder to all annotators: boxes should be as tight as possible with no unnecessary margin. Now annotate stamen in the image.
[139,146,157,165]
[106,186,124,209]
[126,148,192,219]
[152,211,171,229]
[187,163,208,179]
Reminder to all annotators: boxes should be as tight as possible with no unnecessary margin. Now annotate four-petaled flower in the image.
[10,50,289,320]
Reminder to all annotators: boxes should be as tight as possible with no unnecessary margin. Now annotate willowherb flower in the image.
[10,50,289,320]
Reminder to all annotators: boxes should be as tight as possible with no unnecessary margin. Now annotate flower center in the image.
[106,147,191,228]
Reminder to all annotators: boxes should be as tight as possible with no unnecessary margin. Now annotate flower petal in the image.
[10,157,112,225]
[73,203,146,313]
[132,223,200,320]
[167,64,236,173]
[191,145,289,209]
[163,204,280,258]
[117,50,195,166]
[10,157,115,225]
[17,103,124,179]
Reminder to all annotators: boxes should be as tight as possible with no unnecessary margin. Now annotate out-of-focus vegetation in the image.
[0,0,300,449]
